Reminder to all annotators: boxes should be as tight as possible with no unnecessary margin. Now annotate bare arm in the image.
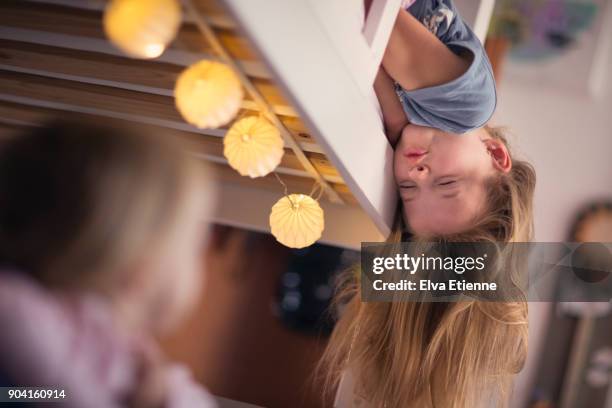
[373,67,407,147]
[371,5,471,145]
[382,8,470,91]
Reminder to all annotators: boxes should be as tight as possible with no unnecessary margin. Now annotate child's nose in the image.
[409,164,429,179]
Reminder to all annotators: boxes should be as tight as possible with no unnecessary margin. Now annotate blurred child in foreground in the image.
[0,120,217,407]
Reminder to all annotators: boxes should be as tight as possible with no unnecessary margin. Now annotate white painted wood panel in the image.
[363,0,403,73]
[221,0,398,237]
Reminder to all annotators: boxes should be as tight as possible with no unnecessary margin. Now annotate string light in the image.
[102,0,327,249]
[270,193,325,249]
[175,60,244,129]
[166,2,324,248]
[104,0,181,59]
[224,116,284,178]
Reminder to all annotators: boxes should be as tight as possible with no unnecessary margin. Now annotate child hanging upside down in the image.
[372,0,534,238]
[321,1,536,407]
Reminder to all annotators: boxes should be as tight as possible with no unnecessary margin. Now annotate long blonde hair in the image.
[320,127,535,407]
[0,119,215,299]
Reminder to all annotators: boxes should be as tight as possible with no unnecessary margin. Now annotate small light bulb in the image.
[144,43,164,58]
[270,194,324,248]
[104,0,182,59]
[174,61,244,129]
[223,116,284,178]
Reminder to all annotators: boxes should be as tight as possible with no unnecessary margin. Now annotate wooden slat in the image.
[192,0,230,17]
[212,163,356,205]
[29,0,239,29]
[0,22,269,81]
[0,100,344,184]
[0,39,179,91]
[0,1,102,39]
[0,115,354,203]
[0,122,353,205]
[0,69,196,122]
[185,25,257,62]
[0,1,262,68]
[0,69,319,151]
[23,0,237,30]
[0,39,295,115]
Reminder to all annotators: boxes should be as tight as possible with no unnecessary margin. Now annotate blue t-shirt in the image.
[395,0,497,134]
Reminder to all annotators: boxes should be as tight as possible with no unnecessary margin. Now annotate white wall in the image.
[495,84,612,242]
[494,32,612,408]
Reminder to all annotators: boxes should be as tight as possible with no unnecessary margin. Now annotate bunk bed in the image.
[0,0,494,249]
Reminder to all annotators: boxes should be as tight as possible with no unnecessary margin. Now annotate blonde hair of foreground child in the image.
[320,127,536,408]
[0,119,215,334]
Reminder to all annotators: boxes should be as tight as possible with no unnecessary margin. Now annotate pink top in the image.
[0,270,217,408]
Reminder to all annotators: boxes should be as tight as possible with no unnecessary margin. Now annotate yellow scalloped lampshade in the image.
[104,0,181,59]
[270,194,324,248]
[175,61,244,129]
[224,116,284,178]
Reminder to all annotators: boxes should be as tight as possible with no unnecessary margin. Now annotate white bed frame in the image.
[221,0,495,237]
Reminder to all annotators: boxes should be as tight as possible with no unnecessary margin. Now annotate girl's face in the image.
[394,124,511,236]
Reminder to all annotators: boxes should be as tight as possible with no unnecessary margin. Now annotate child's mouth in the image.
[404,149,428,158]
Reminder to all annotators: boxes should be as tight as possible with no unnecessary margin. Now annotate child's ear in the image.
[484,139,512,173]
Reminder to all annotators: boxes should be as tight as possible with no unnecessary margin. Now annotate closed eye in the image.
[436,177,460,187]
[398,181,417,189]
